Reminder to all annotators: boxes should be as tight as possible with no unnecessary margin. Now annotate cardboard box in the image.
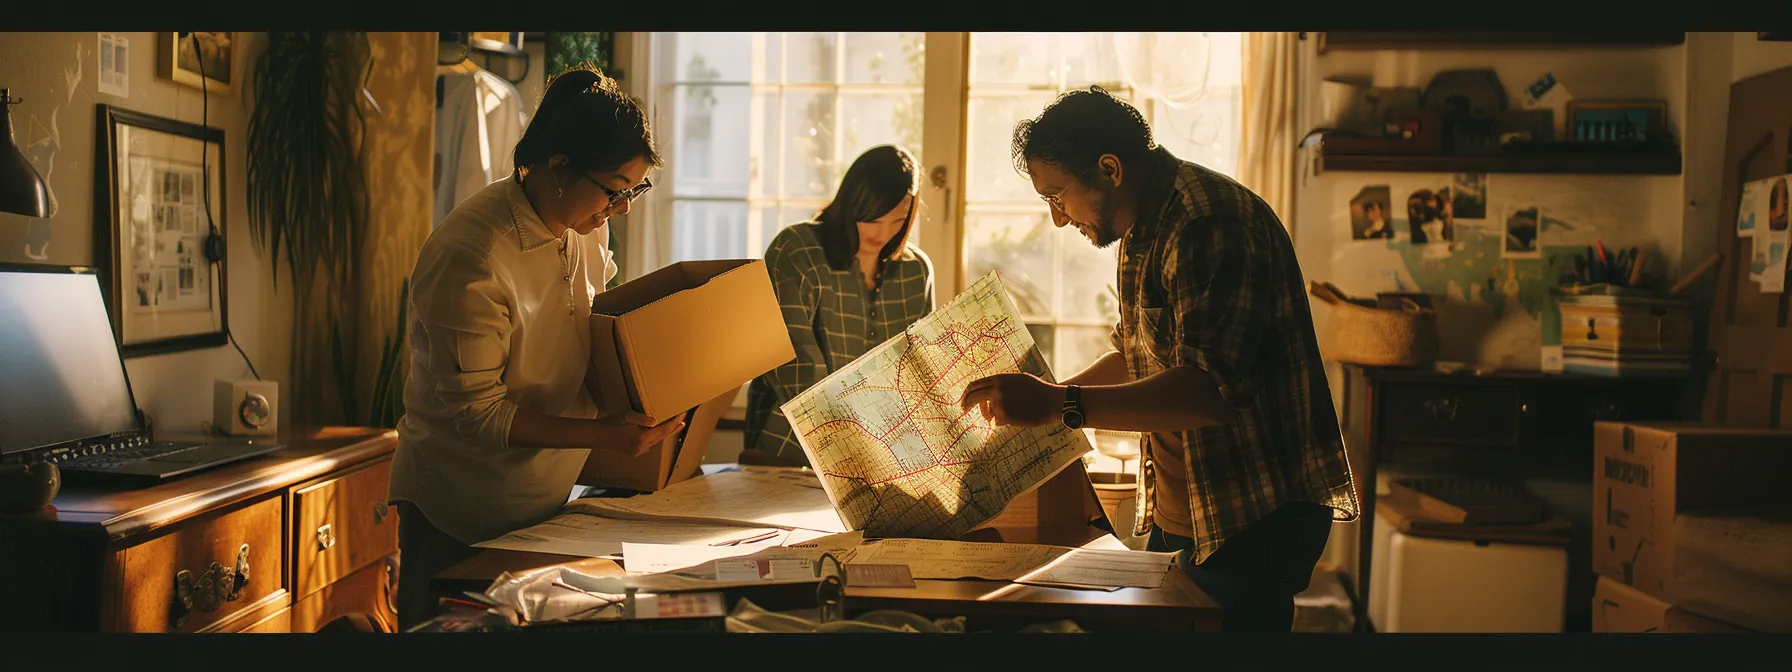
[580,259,794,492]
[1592,422,1792,599]
[577,388,736,492]
[1593,575,1751,633]
[585,259,794,421]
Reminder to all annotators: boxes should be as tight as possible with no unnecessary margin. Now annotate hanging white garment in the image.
[434,60,528,228]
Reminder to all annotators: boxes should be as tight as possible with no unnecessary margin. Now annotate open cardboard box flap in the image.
[577,387,736,492]
[586,259,794,422]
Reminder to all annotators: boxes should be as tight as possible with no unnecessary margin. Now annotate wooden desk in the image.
[1338,365,1692,633]
[433,463,1222,632]
[0,427,401,633]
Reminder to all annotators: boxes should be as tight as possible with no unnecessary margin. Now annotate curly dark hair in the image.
[1011,86,1155,185]
[512,64,661,172]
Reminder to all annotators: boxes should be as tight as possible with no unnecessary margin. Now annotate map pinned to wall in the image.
[782,271,1091,540]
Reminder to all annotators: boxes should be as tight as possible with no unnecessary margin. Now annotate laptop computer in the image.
[0,264,285,485]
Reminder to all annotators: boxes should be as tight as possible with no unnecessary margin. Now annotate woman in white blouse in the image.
[387,67,685,629]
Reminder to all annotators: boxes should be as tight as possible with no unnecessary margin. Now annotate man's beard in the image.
[1079,191,1121,249]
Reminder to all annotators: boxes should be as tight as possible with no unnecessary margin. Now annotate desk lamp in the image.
[0,90,61,513]
[1,88,51,218]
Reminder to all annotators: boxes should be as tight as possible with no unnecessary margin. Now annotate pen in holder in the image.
[815,552,845,623]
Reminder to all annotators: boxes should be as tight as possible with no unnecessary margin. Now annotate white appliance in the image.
[1370,509,1569,633]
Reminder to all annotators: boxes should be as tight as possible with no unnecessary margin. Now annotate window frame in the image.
[628,32,1243,376]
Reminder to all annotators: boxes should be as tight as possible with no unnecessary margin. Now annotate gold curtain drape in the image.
[1238,32,1299,228]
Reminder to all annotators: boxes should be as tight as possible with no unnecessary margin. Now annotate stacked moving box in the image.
[1591,422,1792,632]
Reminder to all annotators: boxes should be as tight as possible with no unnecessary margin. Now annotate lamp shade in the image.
[1,89,50,219]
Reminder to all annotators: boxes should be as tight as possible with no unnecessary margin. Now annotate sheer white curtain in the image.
[1237,32,1299,227]
[1109,33,1225,109]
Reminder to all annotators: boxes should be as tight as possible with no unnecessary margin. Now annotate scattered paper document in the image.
[842,538,1176,589]
[482,565,727,624]
[782,272,1092,540]
[473,511,786,558]
[1014,547,1179,590]
[845,538,1062,581]
[568,467,847,533]
[622,540,787,574]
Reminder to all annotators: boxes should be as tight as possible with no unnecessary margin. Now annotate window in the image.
[644,32,1242,378]
[961,32,1242,378]
[651,33,926,264]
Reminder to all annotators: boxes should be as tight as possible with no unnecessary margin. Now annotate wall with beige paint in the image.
[0,32,291,436]
[1293,40,1690,373]
[1297,32,1792,630]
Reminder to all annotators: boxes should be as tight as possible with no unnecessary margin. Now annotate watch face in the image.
[1062,410,1085,430]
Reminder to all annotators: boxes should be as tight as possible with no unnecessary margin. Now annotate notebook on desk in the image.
[0,264,284,485]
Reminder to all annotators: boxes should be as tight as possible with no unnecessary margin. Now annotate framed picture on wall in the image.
[94,104,230,358]
[157,32,238,96]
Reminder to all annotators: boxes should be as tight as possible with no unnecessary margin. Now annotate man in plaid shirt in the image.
[961,87,1359,632]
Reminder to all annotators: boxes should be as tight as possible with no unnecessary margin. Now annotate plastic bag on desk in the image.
[725,598,967,633]
[724,599,1085,633]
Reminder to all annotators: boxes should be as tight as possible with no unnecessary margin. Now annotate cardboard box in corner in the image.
[580,259,795,492]
[1592,421,1792,600]
[1593,576,1751,633]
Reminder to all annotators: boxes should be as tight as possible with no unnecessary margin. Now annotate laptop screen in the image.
[0,267,143,455]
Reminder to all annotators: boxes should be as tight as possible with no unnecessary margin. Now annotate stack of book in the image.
[1556,289,1696,377]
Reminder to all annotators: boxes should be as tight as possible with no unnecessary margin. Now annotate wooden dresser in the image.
[0,427,400,633]
[1337,365,1695,632]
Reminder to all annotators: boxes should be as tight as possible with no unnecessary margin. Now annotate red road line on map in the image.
[804,316,1032,486]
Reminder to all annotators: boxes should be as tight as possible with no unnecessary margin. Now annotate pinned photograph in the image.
[181,172,196,200]
[1504,205,1542,259]
[134,271,155,308]
[1405,187,1455,245]
[160,269,180,305]
[1349,185,1394,240]
[1738,178,1764,238]
[1450,173,1488,219]
[178,242,197,294]
[1771,176,1789,233]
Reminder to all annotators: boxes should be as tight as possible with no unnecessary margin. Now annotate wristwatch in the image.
[1060,385,1086,430]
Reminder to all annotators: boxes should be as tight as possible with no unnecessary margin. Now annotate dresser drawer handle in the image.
[373,501,390,524]
[1421,397,1460,421]
[383,555,401,617]
[170,543,251,630]
[1589,402,1625,422]
[316,523,336,552]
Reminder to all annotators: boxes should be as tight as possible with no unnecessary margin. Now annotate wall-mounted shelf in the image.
[1316,151,1682,175]
[1316,32,1685,53]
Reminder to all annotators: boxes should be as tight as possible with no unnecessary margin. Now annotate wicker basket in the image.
[1309,281,1439,367]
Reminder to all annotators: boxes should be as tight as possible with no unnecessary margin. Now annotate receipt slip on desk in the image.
[433,463,1222,632]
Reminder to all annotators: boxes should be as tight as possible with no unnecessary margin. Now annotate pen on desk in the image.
[714,530,782,546]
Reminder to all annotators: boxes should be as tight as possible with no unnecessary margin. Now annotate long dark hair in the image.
[813,145,920,272]
[512,65,660,176]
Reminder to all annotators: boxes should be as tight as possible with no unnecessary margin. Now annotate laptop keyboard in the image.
[58,442,201,471]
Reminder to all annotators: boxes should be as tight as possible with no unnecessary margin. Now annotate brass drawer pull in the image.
[383,555,401,616]
[170,543,251,630]
[1421,397,1460,421]
[316,523,336,552]
[373,501,390,524]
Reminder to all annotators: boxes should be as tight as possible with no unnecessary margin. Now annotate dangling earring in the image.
[556,184,564,198]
